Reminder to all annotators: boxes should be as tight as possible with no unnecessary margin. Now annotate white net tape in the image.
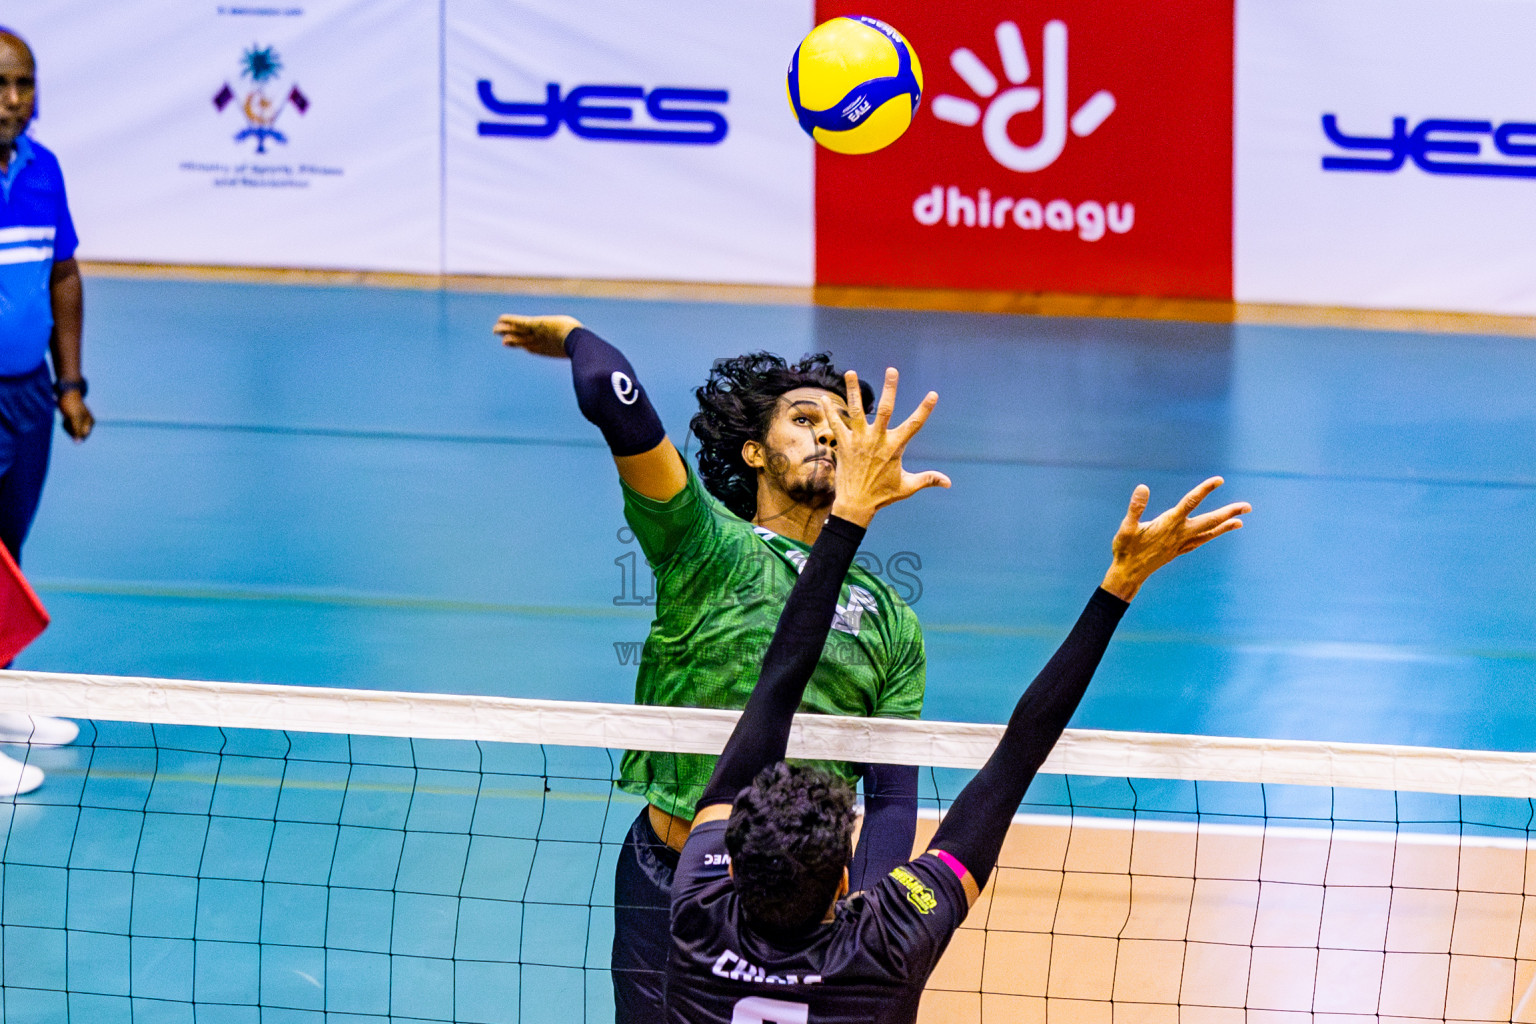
[2,668,1533,798]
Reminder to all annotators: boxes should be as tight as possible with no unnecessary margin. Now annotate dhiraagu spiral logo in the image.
[930,20,1114,173]
[913,18,1131,243]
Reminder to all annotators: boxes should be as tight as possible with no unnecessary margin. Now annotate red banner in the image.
[814,1,1233,299]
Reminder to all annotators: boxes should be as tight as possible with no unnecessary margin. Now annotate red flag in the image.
[0,546,48,665]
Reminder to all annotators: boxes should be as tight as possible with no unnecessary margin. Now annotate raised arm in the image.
[494,314,686,500]
[848,761,919,890]
[693,369,949,823]
[928,477,1251,903]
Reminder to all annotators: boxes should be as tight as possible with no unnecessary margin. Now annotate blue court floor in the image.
[3,277,1536,1022]
[17,277,1536,749]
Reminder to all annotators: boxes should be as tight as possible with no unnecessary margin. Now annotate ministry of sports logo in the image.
[930,20,1115,173]
[212,44,310,153]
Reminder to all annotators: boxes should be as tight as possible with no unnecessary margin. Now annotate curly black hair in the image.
[725,761,856,933]
[690,352,874,521]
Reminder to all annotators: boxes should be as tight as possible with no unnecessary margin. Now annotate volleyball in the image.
[787,15,923,155]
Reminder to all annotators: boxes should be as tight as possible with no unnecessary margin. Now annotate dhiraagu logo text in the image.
[477,81,728,144]
[916,19,1131,242]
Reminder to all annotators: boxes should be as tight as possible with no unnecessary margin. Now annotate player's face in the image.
[0,39,36,151]
[754,387,850,508]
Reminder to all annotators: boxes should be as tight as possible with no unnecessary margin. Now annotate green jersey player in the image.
[494,314,937,1023]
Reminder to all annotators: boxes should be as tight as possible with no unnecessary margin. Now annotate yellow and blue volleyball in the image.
[787,15,923,155]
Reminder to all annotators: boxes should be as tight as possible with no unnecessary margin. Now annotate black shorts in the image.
[611,805,680,1023]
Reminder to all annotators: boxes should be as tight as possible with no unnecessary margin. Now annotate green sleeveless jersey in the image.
[617,467,926,819]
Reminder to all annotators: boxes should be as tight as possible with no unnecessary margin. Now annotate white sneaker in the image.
[0,751,43,796]
[0,713,79,746]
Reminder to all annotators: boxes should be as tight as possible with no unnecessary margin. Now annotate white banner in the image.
[1235,0,1536,315]
[443,0,814,285]
[17,1,439,272]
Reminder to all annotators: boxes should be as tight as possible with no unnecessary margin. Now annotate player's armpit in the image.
[614,439,688,502]
[923,848,981,907]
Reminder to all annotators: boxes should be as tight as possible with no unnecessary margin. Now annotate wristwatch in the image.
[53,377,88,399]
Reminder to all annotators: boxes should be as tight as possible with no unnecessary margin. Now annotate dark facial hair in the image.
[765,445,834,509]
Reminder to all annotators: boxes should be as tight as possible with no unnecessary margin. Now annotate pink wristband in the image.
[932,849,969,881]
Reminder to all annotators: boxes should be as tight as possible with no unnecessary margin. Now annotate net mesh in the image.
[0,671,1533,1023]
[925,776,1536,1022]
[2,717,630,1024]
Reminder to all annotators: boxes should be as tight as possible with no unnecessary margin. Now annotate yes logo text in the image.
[478,82,728,144]
[1322,114,1536,178]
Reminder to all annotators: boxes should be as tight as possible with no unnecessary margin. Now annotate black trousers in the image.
[611,806,679,1023]
[0,363,54,562]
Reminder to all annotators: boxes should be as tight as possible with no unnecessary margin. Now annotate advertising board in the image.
[443,0,816,285]
[1235,0,1536,315]
[814,0,1234,299]
[18,1,440,272]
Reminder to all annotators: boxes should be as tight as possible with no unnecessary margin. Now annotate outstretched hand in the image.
[823,368,950,527]
[493,314,583,358]
[1100,477,1250,601]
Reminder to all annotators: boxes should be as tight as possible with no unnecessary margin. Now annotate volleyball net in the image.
[0,669,1532,1023]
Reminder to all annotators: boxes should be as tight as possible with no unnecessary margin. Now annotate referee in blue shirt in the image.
[0,27,93,561]
[0,27,92,768]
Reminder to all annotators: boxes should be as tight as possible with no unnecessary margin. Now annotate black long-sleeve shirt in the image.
[670,514,1129,1023]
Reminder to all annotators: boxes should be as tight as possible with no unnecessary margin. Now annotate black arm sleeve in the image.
[929,587,1129,887]
[848,762,919,890]
[697,515,866,812]
[564,327,667,457]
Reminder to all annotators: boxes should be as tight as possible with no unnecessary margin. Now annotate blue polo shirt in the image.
[0,135,78,376]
